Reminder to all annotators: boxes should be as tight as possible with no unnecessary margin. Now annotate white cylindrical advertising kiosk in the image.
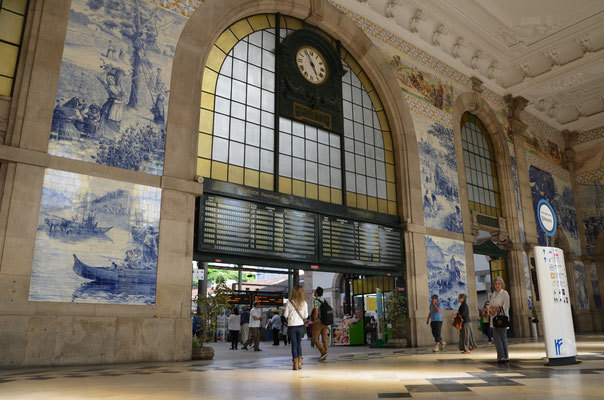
[534,246,578,365]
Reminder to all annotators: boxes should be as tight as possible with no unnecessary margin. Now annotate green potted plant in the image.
[385,291,408,347]
[192,279,232,360]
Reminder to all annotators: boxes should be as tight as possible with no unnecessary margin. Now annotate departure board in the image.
[199,195,316,262]
[320,216,403,267]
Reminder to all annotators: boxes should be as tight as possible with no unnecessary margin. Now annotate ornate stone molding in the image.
[493,217,510,246]
[432,23,448,46]
[471,50,482,70]
[409,9,424,34]
[384,0,402,19]
[452,38,465,58]
[504,94,529,136]
[550,73,586,91]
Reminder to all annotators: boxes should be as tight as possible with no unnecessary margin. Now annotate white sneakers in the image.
[433,341,447,352]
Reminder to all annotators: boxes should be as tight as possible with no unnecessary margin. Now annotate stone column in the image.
[563,130,600,331]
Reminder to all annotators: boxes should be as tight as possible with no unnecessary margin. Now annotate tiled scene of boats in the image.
[29,169,161,305]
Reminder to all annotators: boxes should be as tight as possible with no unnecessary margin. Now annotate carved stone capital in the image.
[470,210,480,237]
[504,95,529,136]
[492,217,510,246]
[561,129,579,149]
[470,76,484,93]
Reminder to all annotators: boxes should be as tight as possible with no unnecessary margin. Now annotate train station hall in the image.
[0,0,603,398]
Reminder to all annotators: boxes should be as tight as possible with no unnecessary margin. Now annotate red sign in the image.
[311,265,319,270]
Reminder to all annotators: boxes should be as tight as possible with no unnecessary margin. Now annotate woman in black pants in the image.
[456,293,476,354]
[227,307,240,350]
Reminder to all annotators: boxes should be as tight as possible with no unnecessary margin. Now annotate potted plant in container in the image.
[192,279,232,360]
[385,290,408,348]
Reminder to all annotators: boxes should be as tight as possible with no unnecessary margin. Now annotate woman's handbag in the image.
[452,314,463,330]
[492,310,509,328]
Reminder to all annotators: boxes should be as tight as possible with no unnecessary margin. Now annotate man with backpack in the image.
[312,286,333,361]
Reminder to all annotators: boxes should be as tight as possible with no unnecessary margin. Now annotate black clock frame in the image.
[277,28,344,135]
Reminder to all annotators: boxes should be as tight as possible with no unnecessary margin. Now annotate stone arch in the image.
[451,91,519,245]
[163,0,423,225]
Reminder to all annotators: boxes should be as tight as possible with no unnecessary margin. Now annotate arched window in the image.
[461,112,501,218]
[0,0,29,96]
[196,14,397,215]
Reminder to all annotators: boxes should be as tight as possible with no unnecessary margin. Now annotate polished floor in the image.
[1,335,604,399]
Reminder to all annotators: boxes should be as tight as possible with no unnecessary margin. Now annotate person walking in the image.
[283,285,309,370]
[480,301,493,345]
[270,311,282,346]
[239,306,250,346]
[312,287,330,361]
[456,293,476,354]
[243,302,262,351]
[227,307,241,350]
[426,294,446,352]
[281,313,289,345]
[489,277,510,362]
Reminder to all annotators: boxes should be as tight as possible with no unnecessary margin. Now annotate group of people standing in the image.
[225,286,332,370]
[427,276,511,363]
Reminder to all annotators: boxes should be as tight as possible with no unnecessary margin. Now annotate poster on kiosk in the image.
[534,199,578,365]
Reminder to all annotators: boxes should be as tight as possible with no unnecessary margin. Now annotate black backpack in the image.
[318,299,334,325]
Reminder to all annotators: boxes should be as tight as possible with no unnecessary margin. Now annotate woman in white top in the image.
[283,284,309,370]
[488,277,510,362]
[227,307,241,350]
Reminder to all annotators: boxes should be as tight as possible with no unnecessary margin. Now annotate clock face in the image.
[295,46,328,85]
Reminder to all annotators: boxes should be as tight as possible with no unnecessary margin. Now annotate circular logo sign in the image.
[537,199,557,237]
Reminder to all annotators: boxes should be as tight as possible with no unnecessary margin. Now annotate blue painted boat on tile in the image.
[72,254,155,284]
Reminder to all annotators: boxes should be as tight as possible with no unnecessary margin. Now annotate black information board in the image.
[199,195,316,262]
[197,194,404,271]
[320,216,403,268]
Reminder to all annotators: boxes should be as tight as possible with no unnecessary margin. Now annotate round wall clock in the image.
[295,46,328,85]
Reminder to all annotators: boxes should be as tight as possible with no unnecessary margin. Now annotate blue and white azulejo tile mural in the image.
[588,263,602,309]
[49,0,187,174]
[29,169,161,305]
[573,261,589,310]
[529,165,581,255]
[425,235,467,310]
[414,112,463,233]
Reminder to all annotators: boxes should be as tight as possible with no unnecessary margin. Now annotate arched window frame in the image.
[460,112,501,219]
[196,14,397,215]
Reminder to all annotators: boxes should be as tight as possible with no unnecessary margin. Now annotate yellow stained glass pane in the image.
[378,199,388,214]
[382,131,393,151]
[248,14,270,31]
[367,196,378,211]
[284,16,303,30]
[211,161,228,181]
[0,42,19,77]
[0,76,13,97]
[357,71,374,92]
[196,158,211,178]
[279,177,292,194]
[197,133,212,158]
[230,19,253,40]
[244,169,259,188]
[344,54,361,75]
[205,45,226,73]
[330,188,342,205]
[382,152,393,166]
[306,182,318,200]
[3,0,28,14]
[199,109,214,134]
[346,192,357,208]
[266,14,276,28]
[387,201,397,215]
[215,29,238,54]
[292,179,305,197]
[368,90,383,112]
[228,165,244,185]
[319,185,330,202]
[260,172,273,191]
[387,182,396,200]
[201,68,218,94]
[0,11,24,45]
[357,194,367,209]
[379,114,390,133]
[200,91,214,111]
[386,164,396,183]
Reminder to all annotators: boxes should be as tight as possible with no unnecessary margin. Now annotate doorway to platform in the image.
[473,239,510,337]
